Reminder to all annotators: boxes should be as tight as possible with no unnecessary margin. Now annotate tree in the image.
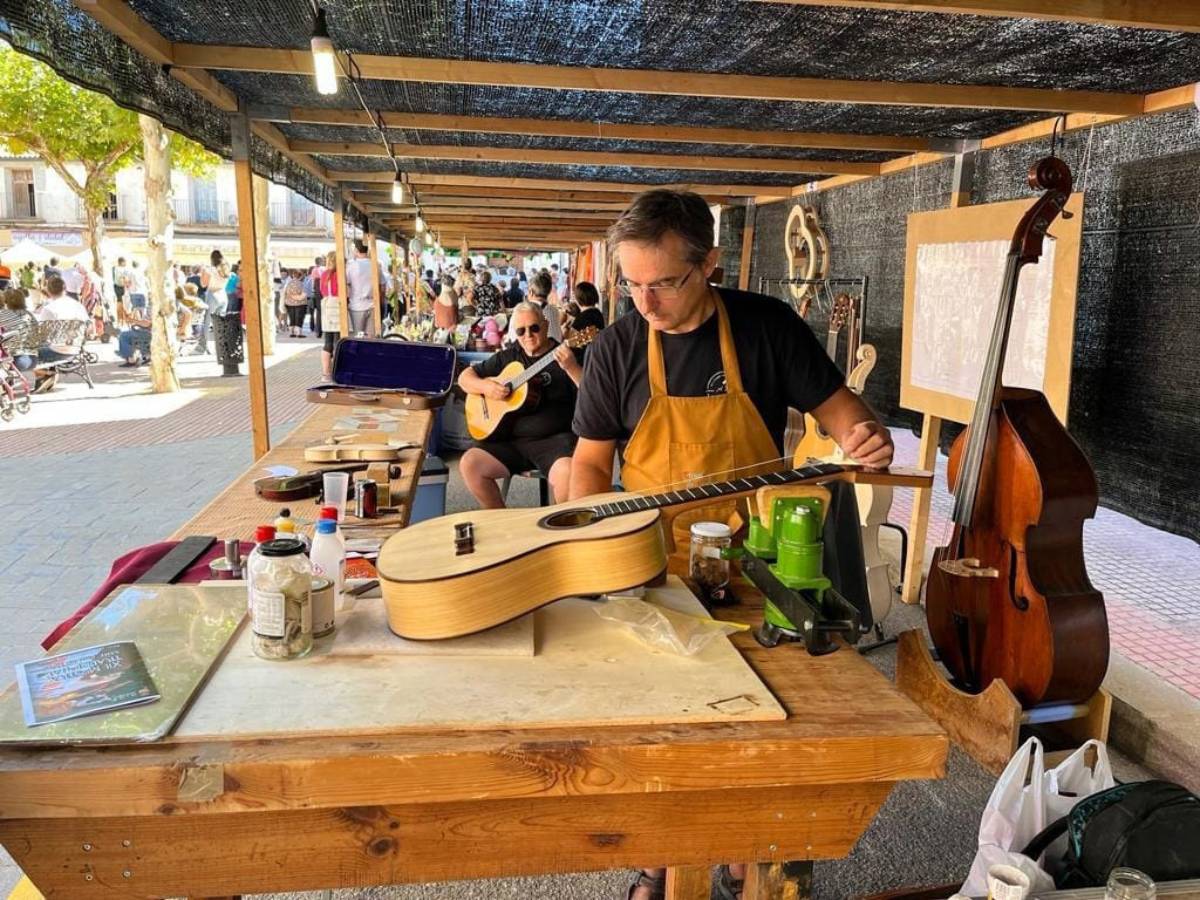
[139,114,179,393]
[0,46,217,274]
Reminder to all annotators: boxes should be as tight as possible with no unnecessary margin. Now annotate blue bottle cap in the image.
[316,519,337,534]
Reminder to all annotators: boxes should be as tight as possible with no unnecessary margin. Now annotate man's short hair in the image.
[45,275,65,296]
[608,189,714,265]
[573,281,600,307]
[354,239,368,255]
[529,272,552,299]
[480,270,492,284]
[511,301,546,321]
[117,256,126,264]
[49,257,58,266]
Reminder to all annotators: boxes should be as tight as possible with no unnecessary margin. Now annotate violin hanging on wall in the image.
[923,156,1108,708]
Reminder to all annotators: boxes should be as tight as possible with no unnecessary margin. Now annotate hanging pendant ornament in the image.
[783,205,829,318]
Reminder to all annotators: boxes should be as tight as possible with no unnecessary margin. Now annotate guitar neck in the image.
[508,349,559,390]
[591,462,847,519]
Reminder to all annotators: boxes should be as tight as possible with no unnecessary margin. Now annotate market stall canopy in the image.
[0,239,56,267]
[4,1,1200,247]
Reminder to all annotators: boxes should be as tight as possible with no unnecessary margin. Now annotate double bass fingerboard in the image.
[590,462,845,520]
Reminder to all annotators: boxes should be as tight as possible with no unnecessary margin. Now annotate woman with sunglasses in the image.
[456,302,583,510]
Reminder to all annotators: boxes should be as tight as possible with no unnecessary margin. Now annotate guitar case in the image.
[307,338,457,410]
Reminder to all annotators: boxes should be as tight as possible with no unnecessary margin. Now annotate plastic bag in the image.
[961,736,1115,896]
[593,595,743,656]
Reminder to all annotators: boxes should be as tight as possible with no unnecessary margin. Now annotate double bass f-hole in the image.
[1008,546,1030,611]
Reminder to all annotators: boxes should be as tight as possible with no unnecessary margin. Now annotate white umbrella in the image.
[1,238,56,267]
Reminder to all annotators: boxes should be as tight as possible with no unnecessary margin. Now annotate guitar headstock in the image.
[829,293,854,332]
[567,325,599,348]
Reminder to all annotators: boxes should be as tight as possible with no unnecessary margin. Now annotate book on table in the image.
[16,640,160,727]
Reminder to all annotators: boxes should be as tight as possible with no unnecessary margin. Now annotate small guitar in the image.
[786,293,852,460]
[377,462,932,640]
[465,327,597,441]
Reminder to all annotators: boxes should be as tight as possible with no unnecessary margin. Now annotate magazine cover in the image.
[16,641,160,727]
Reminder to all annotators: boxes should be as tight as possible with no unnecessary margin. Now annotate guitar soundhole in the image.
[538,508,597,530]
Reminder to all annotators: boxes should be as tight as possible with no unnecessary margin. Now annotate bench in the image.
[35,319,95,389]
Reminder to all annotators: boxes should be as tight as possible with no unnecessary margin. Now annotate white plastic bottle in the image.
[308,518,345,633]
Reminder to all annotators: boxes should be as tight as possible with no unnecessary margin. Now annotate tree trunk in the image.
[138,114,180,394]
[252,174,275,355]
[83,203,106,278]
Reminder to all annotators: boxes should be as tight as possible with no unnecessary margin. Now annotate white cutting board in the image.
[170,577,784,741]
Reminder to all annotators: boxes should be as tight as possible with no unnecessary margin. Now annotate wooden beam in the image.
[173,45,1142,115]
[750,1,1200,32]
[331,171,790,198]
[358,195,631,212]
[373,210,616,224]
[297,141,882,176]
[334,205,350,343]
[368,233,382,336]
[232,154,270,459]
[284,107,931,153]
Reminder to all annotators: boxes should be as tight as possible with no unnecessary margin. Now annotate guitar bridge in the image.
[454,521,475,556]
[937,557,999,579]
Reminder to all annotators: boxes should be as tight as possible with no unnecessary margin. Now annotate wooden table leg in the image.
[901,414,942,604]
[743,860,814,899]
[665,865,712,900]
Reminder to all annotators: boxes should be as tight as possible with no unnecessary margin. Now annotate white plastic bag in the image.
[593,595,743,656]
[961,737,1114,896]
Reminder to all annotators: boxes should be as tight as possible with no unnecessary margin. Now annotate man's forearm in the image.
[568,459,612,499]
[457,368,487,395]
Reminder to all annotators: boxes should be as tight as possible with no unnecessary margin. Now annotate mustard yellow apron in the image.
[621,294,782,557]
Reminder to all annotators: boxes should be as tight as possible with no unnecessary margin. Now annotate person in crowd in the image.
[111,256,128,308]
[125,259,149,314]
[185,264,203,294]
[414,268,437,315]
[345,239,378,337]
[456,301,583,509]
[318,251,341,380]
[0,263,10,292]
[176,283,202,342]
[196,250,230,355]
[505,273,524,309]
[568,190,893,900]
[115,304,152,367]
[434,274,459,330]
[61,261,85,300]
[19,262,36,294]
[0,288,38,372]
[473,270,502,317]
[78,264,107,340]
[282,268,310,337]
[307,255,325,339]
[454,257,477,309]
[508,271,562,344]
[225,262,242,315]
[43,257,62,286]
[31,274,89,392]
[568,281,606,335]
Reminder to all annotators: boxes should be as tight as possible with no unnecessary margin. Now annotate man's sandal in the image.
[715,864,744,900]
[625,871,666,900]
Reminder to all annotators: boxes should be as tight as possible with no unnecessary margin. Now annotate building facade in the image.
[0,155,335,270]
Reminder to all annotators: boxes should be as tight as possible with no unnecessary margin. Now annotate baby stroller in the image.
[0,330,33,421]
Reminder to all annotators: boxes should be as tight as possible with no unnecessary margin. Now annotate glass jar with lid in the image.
[689,521,732,594]
[248,537,313,660]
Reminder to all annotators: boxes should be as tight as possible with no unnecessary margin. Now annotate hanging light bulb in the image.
[391,171,405,204]
[310,8,338,96]
[414,212,425,234]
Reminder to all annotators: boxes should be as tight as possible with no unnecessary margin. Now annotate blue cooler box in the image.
[410,456,449,523]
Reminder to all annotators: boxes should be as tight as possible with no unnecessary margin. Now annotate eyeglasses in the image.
[515,323,542,336]
[616,266,697,300]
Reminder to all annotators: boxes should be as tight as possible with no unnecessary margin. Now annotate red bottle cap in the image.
[255,525,277,543]
[318,506,338,520]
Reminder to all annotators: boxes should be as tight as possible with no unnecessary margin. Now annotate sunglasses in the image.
[515,324,542,336]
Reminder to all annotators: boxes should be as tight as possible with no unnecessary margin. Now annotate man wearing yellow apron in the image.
[569,189,894,900]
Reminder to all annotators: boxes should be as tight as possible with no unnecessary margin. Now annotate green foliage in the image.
[0,46,217,206]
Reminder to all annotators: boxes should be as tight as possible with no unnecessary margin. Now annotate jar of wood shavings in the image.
[689,521,732,593]
[248,538,313,660]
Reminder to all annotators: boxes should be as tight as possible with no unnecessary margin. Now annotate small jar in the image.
[1106,868,1156,900]
[248,538,313,661]
[689,521,732,592]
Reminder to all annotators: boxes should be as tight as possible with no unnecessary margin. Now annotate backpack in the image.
[1022,780,1200,888]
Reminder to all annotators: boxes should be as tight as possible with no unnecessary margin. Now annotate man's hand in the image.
[483,378,512,401]
[841,420,894,469]
[553,343,582,380]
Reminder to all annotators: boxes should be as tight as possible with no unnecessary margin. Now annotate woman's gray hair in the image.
[511,301,546,320]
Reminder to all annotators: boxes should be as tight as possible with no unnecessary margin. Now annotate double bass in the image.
[924,156,1108,708]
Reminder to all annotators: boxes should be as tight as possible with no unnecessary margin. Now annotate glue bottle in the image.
[309,518,346,615]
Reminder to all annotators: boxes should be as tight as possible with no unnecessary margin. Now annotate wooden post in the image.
[738,199,757,290]
[901,146,976,603]
[664,866,711,900]
[368,232,382,336]
[334,204,350,341]
[390,240,402,319]
[230,113,270,460]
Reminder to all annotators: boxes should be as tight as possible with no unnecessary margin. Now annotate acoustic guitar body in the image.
[793,412,839,462]
[464,361,532,441]
[925,388,1108,706]
[377,492,667,639]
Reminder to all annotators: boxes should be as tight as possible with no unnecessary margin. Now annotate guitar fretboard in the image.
[591,462,845,519]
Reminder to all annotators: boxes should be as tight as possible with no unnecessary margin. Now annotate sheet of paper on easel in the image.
[910,238,1055,400]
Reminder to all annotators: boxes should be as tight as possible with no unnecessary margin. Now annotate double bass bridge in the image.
[937,557,1000,579]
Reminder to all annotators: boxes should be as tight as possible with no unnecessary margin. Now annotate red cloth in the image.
[41,540,251,650]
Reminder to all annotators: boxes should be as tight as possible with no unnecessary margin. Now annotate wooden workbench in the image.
[0,413,947,899]
[172,401,431,539]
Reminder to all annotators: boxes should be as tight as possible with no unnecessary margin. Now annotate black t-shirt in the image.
[472,340,579,440]
[573,288,844,451]
[571,307,606,332]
